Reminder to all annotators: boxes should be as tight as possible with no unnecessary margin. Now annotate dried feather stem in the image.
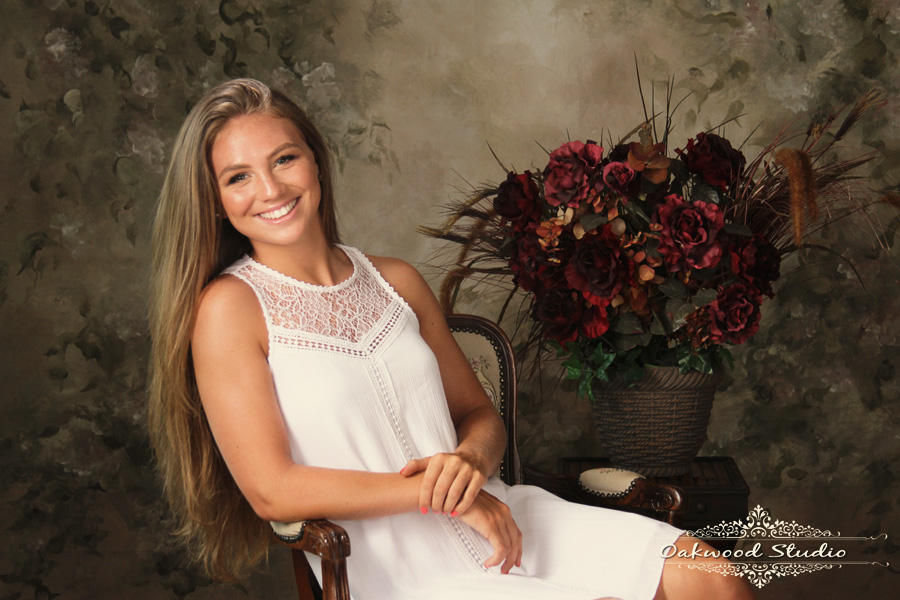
[776,148,817,244]
[437,213,493,313]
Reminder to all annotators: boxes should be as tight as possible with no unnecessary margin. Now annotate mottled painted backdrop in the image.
[2,1,899,598]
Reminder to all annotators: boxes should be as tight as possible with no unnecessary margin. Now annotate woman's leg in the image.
[654,535,755,600]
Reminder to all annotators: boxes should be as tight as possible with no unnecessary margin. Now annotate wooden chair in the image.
[272,314,685,600]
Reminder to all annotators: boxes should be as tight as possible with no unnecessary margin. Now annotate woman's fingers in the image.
[452,470,484,515]
[413,452,488,514]
[458,491,523,574]
[399,457,429,476]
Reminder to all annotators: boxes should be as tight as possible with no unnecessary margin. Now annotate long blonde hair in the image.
[148,79,339,580]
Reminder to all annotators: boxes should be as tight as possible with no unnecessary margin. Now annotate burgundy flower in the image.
[543,141,604,208]
[580,303,610,339]
[728,234,782,297]
[564,225,628,306]
[494,171,541,228]
[676,132,746,192]
[707,283,764,345]
[602,161,639,198]
[606,143,630,163]
[655,194,724,271]
[508,225,542,292]
[533,288,584,343]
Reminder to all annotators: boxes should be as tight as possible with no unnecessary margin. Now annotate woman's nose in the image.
[258,170,284,200]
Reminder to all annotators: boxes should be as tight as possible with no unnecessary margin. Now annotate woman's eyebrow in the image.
[217,143,302,179]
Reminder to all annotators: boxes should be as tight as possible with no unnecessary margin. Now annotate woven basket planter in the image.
[590,366,723,477]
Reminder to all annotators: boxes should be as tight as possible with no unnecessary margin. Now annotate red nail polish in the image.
[450,510,458,517]
[420,507,427,514]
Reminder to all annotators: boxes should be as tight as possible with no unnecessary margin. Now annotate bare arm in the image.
[193,266,520,571]
[192,275,426,522]
[372,256,507,514]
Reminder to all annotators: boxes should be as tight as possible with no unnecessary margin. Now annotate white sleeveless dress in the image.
[223,246,682,600]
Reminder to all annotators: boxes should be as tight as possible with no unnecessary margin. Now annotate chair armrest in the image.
[272,519,351,560]
[521,465,686,526]
[273,520,352,600]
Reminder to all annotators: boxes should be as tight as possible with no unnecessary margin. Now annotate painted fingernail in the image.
[450,510,458,517]
[420,507,427,514]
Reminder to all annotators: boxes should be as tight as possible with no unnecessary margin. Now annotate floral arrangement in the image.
[422,88,885,396]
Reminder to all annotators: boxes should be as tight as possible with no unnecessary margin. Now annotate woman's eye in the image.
[227,173,247,185]
[276,154,297,166]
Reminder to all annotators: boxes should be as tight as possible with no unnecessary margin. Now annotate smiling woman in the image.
[147,79,754,600]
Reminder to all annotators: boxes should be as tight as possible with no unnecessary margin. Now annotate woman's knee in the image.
[655,535,755,600]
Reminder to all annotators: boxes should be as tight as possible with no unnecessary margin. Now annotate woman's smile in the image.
[256,197,299,220]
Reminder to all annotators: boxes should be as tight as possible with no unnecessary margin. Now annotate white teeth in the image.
[258,198,298,220]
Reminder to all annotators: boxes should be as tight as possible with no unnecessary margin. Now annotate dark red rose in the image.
[606,143,630,163]
[707,283,764,345]
[508,225,542,292]
[543,141,604,208]
[602,161,639,198]
[494,171,541,227]
[676,132,746,192]
[564,225,628,306]
[655,194,725,271]
[728,234,782,297]
[580,303,610,339]
[533,288,584,343]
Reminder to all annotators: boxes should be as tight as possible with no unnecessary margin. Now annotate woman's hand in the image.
[456,490,522,574]
[400,451,487,516]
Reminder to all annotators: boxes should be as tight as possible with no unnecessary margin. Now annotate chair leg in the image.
[319,557,351,600]
[291,549,318,600]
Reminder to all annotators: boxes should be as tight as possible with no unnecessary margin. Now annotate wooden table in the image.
[559,456,750,550]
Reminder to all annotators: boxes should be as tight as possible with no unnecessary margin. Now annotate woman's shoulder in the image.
[194,274,267,347]
[365,254,427,296]
[363,252,442,321]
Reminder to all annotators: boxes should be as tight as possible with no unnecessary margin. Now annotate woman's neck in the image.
[250,235,352,287]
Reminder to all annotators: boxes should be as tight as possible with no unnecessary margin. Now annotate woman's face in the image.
[210,113,323,256]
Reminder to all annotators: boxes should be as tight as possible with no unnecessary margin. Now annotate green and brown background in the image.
[1,1,898,598]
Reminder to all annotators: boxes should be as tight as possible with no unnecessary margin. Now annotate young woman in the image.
[148,78,754,600]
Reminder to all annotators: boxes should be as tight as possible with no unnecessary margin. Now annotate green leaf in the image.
[666,300,695,328]
[626,201,651,223]
[691,183,721,204]
[692,267,717,283]
[614,333,644,352]
[562,352,584,379]
[577,375,594,401]
[723,222,754,237]
[590,346,617,371]
[716,346,735,371]
[649,316,668,336]
[658,278,688,300]
[611,312,644,334]
[579,212,608,233]
[670,159,690,182]
[547,339,565,357]
[690,288,720,308]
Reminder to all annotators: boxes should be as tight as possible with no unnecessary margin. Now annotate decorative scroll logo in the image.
[662,505,890,588]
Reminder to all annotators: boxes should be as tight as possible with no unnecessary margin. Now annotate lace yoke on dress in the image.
[221,246,407,357]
